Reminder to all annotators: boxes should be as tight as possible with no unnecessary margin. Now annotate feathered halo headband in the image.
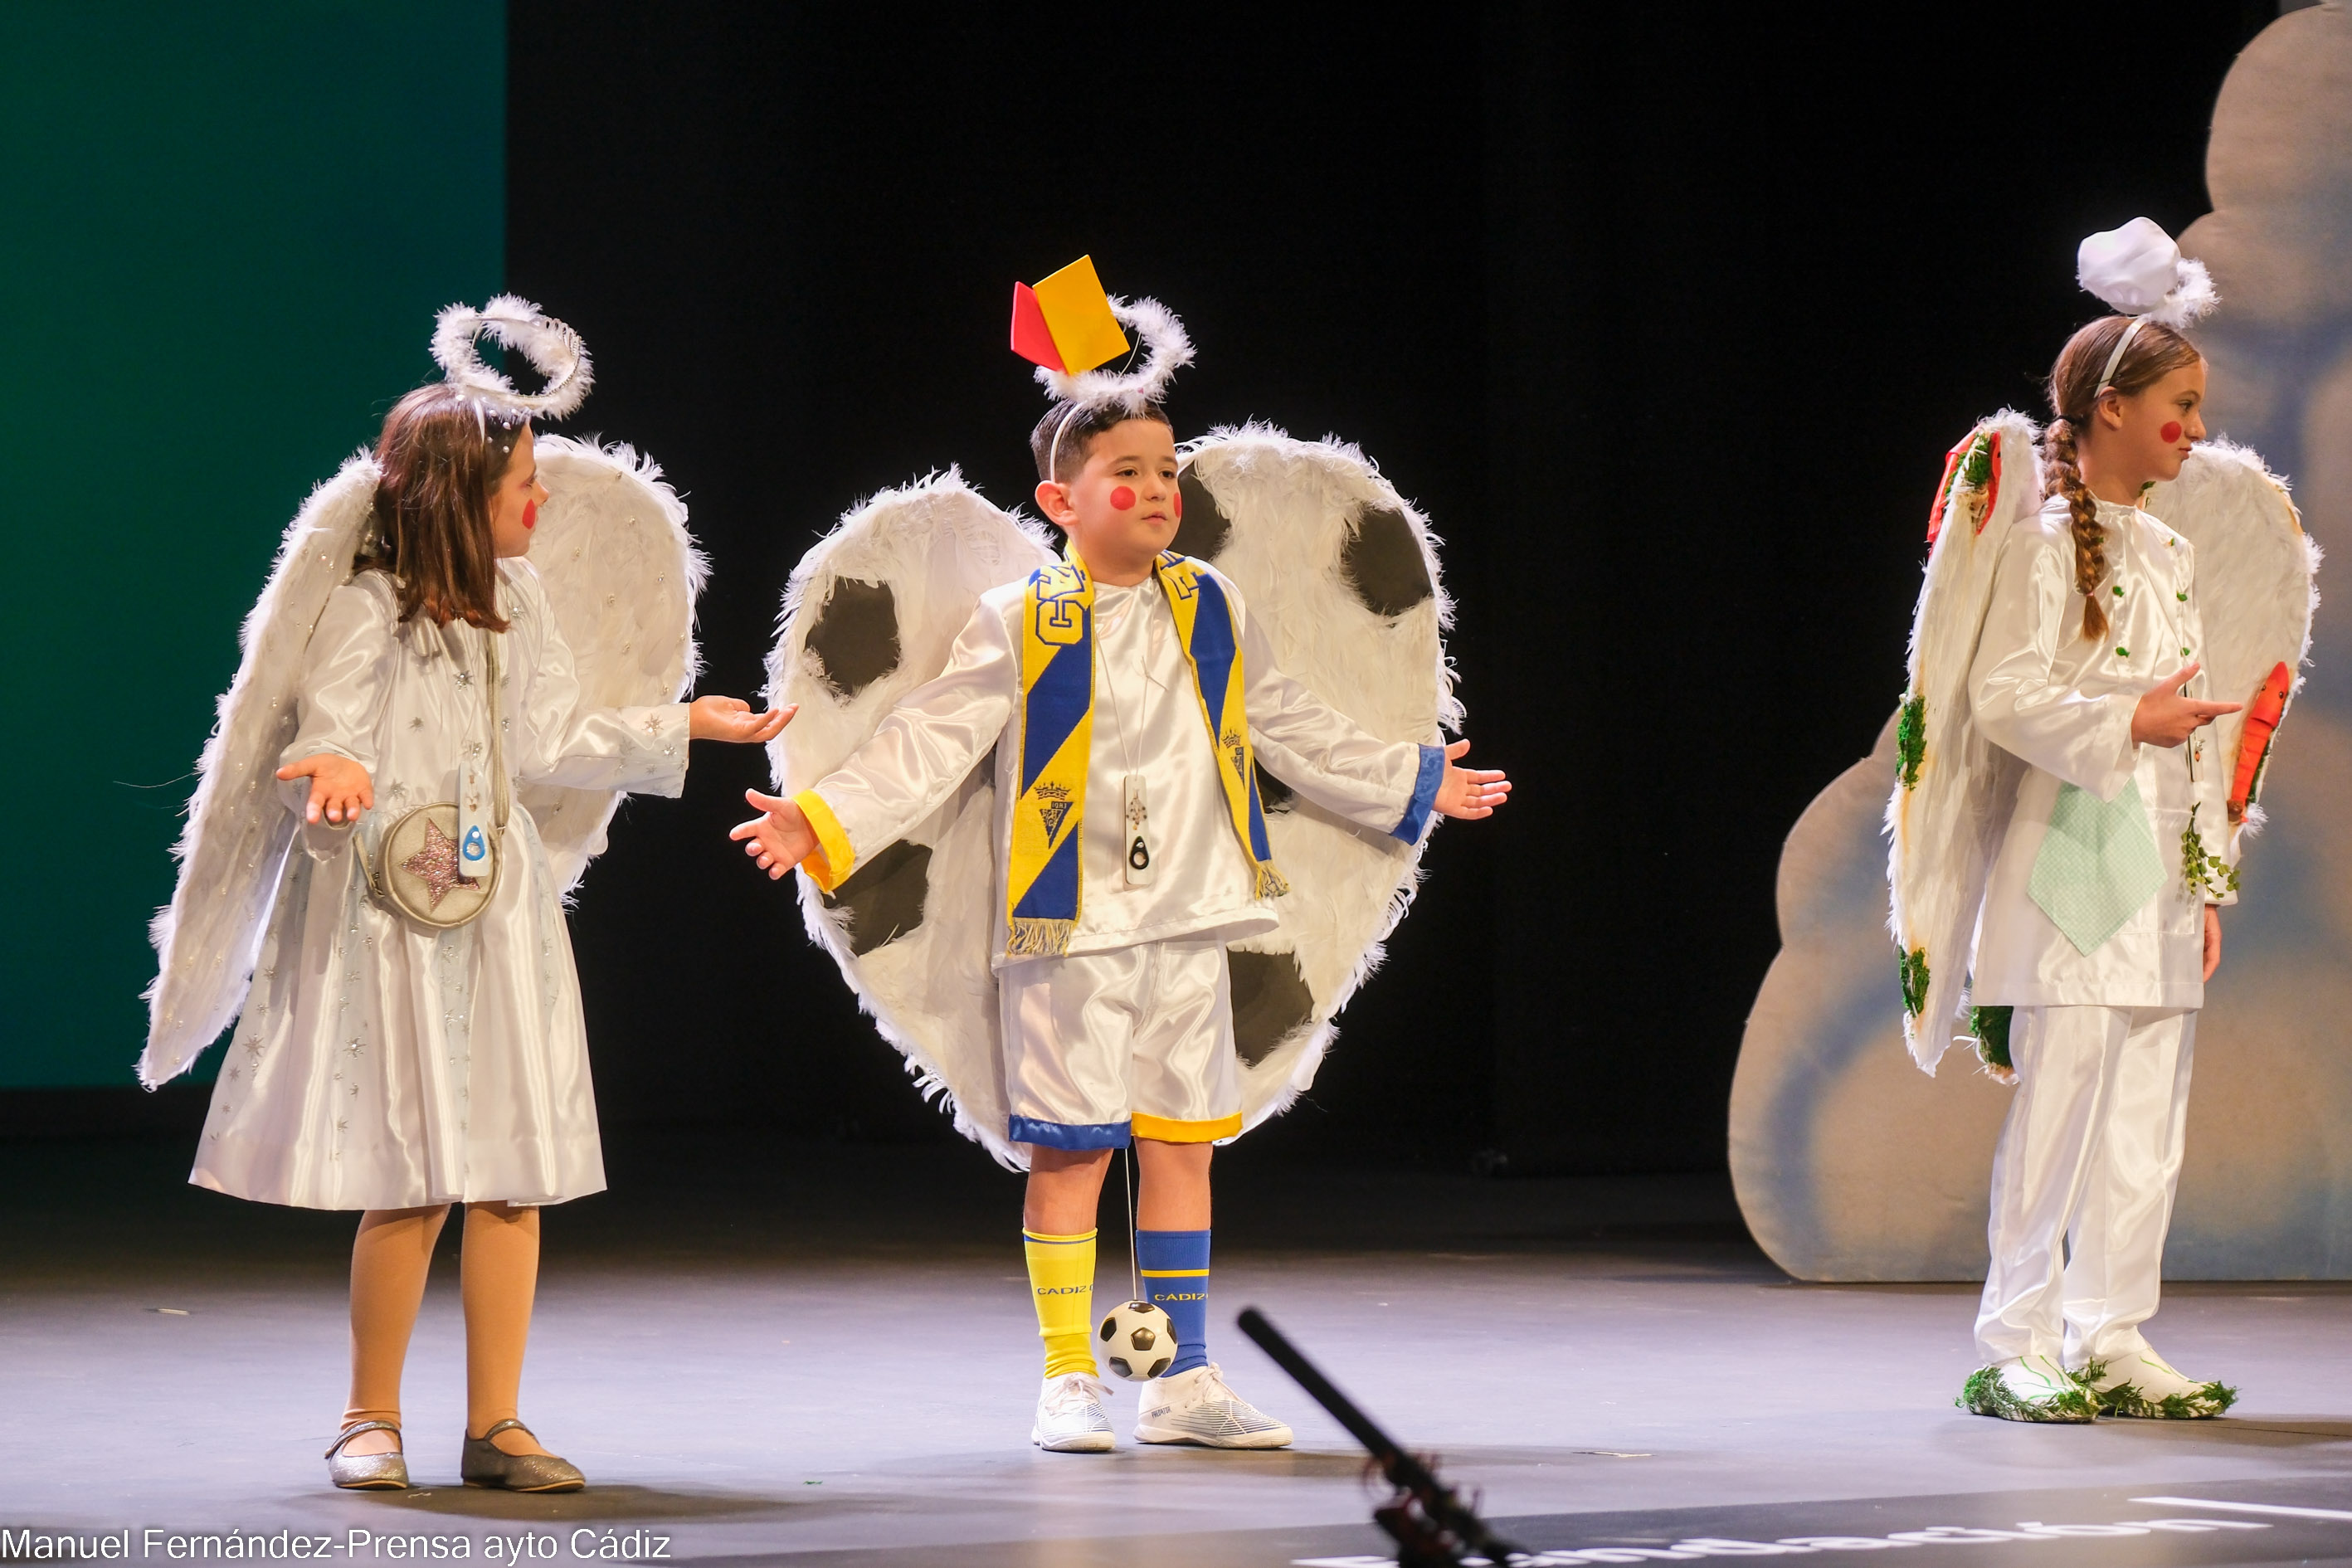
[431,294,594,422]
[2076,217,2218,397]
[1009,256,1195,476]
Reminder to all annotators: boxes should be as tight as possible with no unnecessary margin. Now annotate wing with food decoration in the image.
[767,470,1056,1166]
[1886,410,2043,1076]
[2145,441,2318,845]
[1176,424,1459,1128]
[141,454,381,1086]
[516,434,705,890]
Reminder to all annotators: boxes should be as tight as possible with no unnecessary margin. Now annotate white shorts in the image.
[1000,935,1241,1151]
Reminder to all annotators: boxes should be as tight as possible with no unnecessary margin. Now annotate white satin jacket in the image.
[1971,495,2233,1010]
[191,562,689,1210]
[806,562,1444,964]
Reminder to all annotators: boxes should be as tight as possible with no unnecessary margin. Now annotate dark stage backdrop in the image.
[0,3,503,1091]
[507,4,2268,1171]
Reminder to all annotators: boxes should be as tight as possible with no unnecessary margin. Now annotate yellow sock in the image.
[1023,1229,1098,1378]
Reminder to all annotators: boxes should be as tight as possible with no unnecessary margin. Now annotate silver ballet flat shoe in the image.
[460,1419,586,1493]
[325,1420,410,1490]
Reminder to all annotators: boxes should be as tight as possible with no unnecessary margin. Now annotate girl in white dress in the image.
[197,379,784,1489]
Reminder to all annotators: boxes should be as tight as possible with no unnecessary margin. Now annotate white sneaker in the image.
[1031,1373,1116,1452]
[2081,1349,2237,1419]
[1958,1355,2096,1422]
[1134,1361,1293,1449]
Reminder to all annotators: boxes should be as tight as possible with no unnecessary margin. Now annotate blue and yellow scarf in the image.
[1006,551,1288,957]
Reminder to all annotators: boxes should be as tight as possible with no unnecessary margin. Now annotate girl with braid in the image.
[1955,220,2247,1421]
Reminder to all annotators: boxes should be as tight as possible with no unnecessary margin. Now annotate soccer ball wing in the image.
[2145,441,2318,835]
[1886,411,2042,1076]
[141,455,381,1087]
[767,470,1055,1168]
[516,436,705,892]
[1178,426,1457,1131]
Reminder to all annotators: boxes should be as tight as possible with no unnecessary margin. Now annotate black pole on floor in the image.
[1237,1307,1527,1568]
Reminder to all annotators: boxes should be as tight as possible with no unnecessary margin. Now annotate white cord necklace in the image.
[1095,581,1157,886]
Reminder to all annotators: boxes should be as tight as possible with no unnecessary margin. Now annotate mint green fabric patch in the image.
[2029,780,2164,954]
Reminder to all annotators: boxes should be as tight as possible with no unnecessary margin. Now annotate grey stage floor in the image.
[7,1134,2352,1566]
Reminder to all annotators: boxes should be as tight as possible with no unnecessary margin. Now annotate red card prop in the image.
[1010,282,1065,372]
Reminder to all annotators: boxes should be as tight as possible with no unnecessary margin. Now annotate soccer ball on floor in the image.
[1097,1299,1175,1381]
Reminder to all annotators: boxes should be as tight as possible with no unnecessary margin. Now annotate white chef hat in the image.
[2075,218,2217,397]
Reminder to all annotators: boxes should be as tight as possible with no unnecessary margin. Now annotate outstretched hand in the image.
[275,753,373,825]
[690,696,795,744]
[731,788,818,880]
[1434,738,1511,821]
[2131,663,2239,749]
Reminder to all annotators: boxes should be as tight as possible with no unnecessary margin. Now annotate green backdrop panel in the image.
[0,2,504,1087]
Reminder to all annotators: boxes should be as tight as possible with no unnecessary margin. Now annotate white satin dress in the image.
[1967,493,2234,1366]
[190,562,689,1211]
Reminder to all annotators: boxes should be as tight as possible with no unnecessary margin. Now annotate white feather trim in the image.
[431,295,593,420]
[2150,255,2219,329]
[1035,295,1194,414]
[1886,411,2041,1075]
[2145,439,2318,843]
[142,455,380,1087]
[513,435,707,893]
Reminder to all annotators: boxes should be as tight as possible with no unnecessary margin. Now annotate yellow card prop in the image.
[1010,256,1131,374]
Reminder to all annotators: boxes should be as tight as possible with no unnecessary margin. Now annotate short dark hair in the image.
[1029,400,1172,485]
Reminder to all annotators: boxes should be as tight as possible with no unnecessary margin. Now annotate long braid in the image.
[2041,415,2107,644]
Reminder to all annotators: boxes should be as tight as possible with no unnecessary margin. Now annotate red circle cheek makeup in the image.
[522,499,538,530]
[1109,486,1137,511]
[2160,421,2183,443]
[1174,489,1183,519]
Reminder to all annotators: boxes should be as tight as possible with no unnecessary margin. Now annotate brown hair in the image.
[355,385,528,630]
[2042,316,2203,643]
[1029,400,1172,486]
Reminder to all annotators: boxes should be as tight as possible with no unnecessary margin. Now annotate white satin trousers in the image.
[1974,1005,2197,1366]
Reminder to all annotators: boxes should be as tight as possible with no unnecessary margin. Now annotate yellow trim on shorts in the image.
[1131,1111,1243,1143]
[1138,1268,1209,1277]
[793,790,855,891]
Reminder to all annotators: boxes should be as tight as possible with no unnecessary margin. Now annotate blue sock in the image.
[1137,1228,1211,1377]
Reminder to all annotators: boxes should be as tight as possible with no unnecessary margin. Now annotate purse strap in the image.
[349,615,510,896]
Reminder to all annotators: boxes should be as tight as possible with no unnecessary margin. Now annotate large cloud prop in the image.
[1731,5,2352,1280]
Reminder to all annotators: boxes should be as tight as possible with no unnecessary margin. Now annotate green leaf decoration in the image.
[1900,947,1930,1017]
[2180,804,2241,900]
[1970,1005,2014,1072]
[1897,693,1926,790]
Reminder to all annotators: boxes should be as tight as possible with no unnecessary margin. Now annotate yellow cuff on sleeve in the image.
[794,790,855,892]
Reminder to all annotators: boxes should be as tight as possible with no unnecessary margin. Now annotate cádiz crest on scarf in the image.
[1008,550,1288,958]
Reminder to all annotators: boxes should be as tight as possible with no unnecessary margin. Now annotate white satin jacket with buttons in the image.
[1970,494,2235,1010]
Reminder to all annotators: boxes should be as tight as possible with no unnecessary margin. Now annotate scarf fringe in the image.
[1006,916,1077,959]
[1254,863,1291,899]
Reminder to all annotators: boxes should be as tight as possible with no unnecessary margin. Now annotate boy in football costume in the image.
[734,282,1507,1451]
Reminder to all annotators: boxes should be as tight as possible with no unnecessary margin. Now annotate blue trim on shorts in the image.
[1010,1114,1132,1151]
[1391,743,1446,841]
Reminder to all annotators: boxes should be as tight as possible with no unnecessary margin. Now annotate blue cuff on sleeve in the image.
[1391,743,1446,842]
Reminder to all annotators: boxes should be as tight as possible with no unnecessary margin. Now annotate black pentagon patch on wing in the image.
[1342,508,1433,617]
[1226,947,1315,1067]
[1172,470,1233,562]
[806,577,901,699]
[1253,762,1293,813]
[821,840,929,956]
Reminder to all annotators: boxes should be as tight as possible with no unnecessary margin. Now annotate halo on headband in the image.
[431,295,593,421]
[2076,217,2218,399]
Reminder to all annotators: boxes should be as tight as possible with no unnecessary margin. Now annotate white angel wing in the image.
[516,435,706,891]
[141,454,380,1086]
[1176,425,1458,1129]
[1887,411,2042,1075]
[766,470,1055,1166]
[2145,441,2319,834]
